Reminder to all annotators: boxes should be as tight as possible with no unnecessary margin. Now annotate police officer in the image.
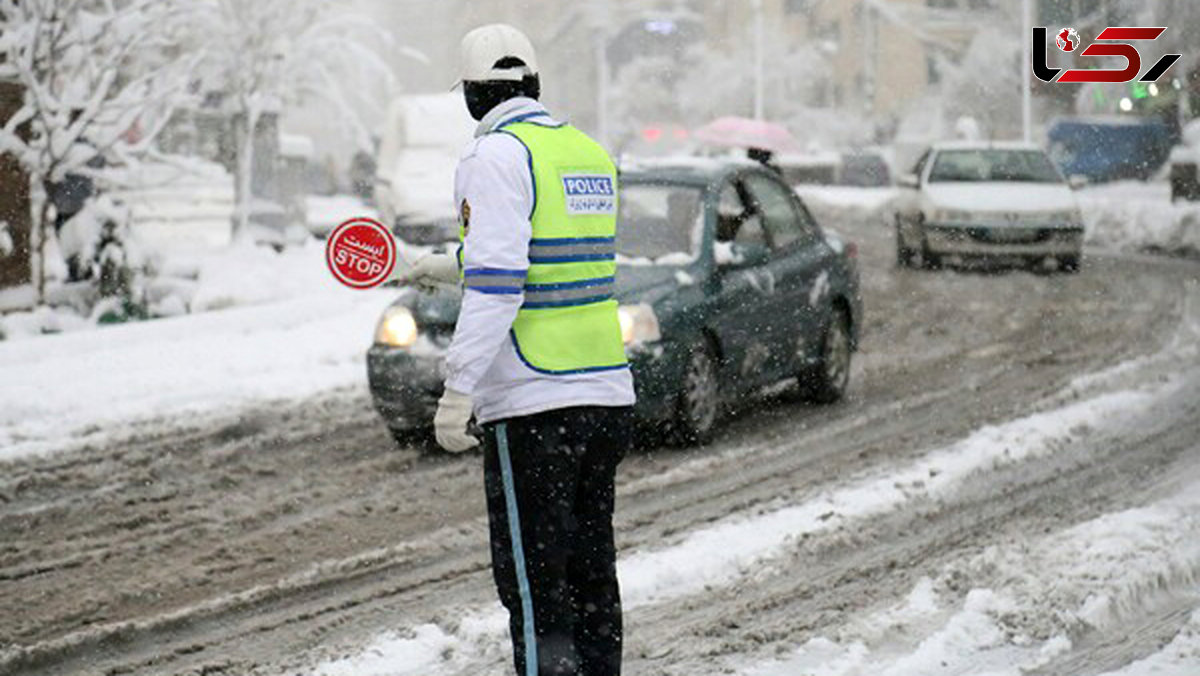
[399,23,635,676]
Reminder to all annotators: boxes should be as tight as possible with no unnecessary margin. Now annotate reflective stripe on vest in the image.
[522,276,615,308]
[471,120,628,375]
[463,267,527,294]
[527,236,616,263]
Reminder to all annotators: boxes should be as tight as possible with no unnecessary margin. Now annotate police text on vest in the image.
[562,174,616,216]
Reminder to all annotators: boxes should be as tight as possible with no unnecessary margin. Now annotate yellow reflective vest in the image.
[459,120,627,375]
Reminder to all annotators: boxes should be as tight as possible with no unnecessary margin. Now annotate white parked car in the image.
[894,142,1085,272]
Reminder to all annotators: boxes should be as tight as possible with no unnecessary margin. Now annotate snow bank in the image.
[0,287,395,461]
[0,239,399,461]
[183,238,340,312]
[1079,181,1200,258]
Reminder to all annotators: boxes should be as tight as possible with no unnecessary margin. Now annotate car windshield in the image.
[616,182,704,264]
[928,150,1064,184]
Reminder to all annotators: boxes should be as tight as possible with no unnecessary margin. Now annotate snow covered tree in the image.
[0,0,192,302]
[607,21,837,153]
[185,0,398,239]
[938,26,1025,140]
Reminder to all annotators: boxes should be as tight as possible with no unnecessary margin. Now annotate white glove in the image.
[394,252,459,292]
[434,388,479,453]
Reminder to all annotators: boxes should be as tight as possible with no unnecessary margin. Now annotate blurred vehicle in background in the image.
[1169,119,1200,202]
[392,213,459,246]
[367,159,861,447]
[374,94,473,245]
[776,148,891,187]
[839,148,892,187]
[776,151,839,185]
[117,157,238,253]
[1047,116,1177,183]
[894,142,1085,272]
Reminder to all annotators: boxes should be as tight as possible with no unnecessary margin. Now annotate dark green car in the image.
[367,158,862,445]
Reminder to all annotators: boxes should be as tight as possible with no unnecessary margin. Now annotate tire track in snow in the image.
[737,475,1200,676]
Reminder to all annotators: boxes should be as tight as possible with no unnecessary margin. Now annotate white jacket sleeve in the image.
[443,134,533,395]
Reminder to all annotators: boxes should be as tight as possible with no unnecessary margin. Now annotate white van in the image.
[375,94,474,244]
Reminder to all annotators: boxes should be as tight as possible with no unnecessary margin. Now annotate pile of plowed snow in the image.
[1078,181,1200,259]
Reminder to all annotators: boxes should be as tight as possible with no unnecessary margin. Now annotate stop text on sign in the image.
[326,218,397,289]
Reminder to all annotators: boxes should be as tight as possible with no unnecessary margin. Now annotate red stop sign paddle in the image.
[326,218,397,289]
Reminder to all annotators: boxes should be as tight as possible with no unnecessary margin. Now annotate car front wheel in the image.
[920,241,943,270]
[673,340,720,445]
[1060,252,1081,273]
[800,307,852,403]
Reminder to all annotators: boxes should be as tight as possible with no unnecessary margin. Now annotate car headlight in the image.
[617,303,661,346]
[375,305,418,348]
[931,208,974,224]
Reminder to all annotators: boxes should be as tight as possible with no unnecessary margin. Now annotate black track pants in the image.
[482,405,633,676]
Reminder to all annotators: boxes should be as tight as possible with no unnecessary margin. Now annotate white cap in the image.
[458,23,538,85]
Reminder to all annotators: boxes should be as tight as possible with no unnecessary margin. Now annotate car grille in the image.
[966,227,1050,244]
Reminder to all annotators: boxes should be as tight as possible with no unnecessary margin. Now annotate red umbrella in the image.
[694,116,800,153]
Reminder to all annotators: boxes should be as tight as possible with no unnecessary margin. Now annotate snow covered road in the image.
[1,204,1198,676]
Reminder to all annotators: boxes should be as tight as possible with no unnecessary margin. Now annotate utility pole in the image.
[578,3,612,146]
[753,0,764,120]
[595,29,610,146]
[862,1,876,117]
[1022,0,1033,142]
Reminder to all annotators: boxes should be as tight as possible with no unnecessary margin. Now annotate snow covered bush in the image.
[936,22,1024,141]
[48,193,150,323]
[59,195,130,278]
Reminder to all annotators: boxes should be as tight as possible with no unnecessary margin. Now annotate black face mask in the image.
[463,75,541,121]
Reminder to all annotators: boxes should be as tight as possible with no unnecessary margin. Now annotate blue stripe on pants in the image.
[496,423,538,676]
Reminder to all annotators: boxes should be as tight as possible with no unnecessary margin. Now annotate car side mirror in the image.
[715,241,770,270]
[1068,174,1089,190]
[897,173,920,189]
